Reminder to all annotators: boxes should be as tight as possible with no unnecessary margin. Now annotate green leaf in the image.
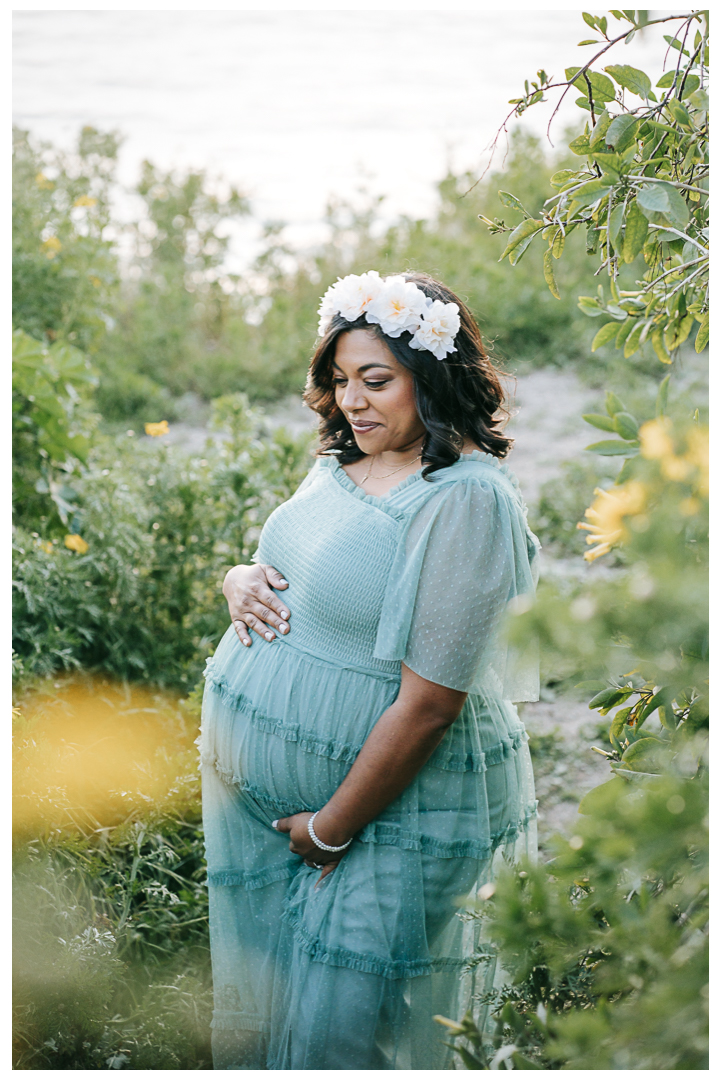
[591,322,622,351]
[636,182,689,228]
[606,391,626,415]
[499,218,543,262]
[583,412,617,432]
[658,705,678,731]
[666,97,692,128]
[656,71,676,89]
[610,705,633,748]
[585,440,638,456]
[569,133,592,155]
[622,200,648,262]
[655,373,670,416]
[578,777,627,816]
[577,296,603,317]
[589,687,627,710]
[550,169,577,188]
[623,320,646,358]
[686,695,709,732]
[605,63,652,97]
[695,315,709,353]
[551,229,565,259]
[565,66,582,84]
[615,455,637,483]
[578,39,601,46]
[663,35,690,57]
[688,89,709,112]
[608,203,625,249]
[543,248,561,299]
[651,327,672,364]
[622,737,665,769]
[575,679,608,693]
[498,190,531,216]
[605,114,639,152]
[614,411,639,439]
[586,71,618,102]
[582,12,597,29]
[636,687,671,726]
[572,178,613,208]
[678,73,700,99]
[589,109,613,148]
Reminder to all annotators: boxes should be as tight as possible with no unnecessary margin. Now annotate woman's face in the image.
[332,330,426,456]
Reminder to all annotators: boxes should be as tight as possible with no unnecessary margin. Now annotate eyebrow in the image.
[332,362,394,374]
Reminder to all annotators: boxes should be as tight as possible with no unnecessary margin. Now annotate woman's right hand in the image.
[223,563,291,647]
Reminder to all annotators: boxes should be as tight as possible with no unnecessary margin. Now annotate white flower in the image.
[408,299,461,360]
[365,276,429,338]
[317,271,384,334]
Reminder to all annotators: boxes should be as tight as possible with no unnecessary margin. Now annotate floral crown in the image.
[317,271,461,360]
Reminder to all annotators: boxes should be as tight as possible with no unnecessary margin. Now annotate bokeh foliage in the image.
[438,9,708,1069]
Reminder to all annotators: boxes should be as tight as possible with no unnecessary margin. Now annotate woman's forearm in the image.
[313,666,466,846]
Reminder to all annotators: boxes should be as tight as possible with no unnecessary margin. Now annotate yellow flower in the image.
[144,421,169,437]
[639,418,674,461]
[65,534,89,554]
[42,236,62,259]
[577,482,646,562]
[35,172,54,190]
[685,427,709,496]
[74,194,97,208]
[39,539,54,554]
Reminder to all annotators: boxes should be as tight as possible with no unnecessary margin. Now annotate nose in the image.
[340,379,367,414]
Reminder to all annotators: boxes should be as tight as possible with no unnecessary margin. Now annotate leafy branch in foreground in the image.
[479,10,709,363]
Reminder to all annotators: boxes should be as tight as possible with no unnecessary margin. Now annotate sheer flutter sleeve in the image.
[373,472,540,699]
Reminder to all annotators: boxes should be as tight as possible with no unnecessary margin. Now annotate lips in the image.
[349,420,379,433]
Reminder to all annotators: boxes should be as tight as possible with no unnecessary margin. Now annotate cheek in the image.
[387,380,419,428]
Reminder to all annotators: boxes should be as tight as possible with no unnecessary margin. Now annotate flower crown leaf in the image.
[317,272,460,360]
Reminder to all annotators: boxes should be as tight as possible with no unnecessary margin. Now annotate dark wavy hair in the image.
[303,271,512,477]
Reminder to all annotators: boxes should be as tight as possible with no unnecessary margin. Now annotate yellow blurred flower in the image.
[65,534,89,554]
[640,418,709,495]
[42,236,62,258]
[145,421,169,437]
[685,427,709,496]
[38,539,54,554]
[577,482,646,562]
[73,194,97,208]
[35,172,54,190]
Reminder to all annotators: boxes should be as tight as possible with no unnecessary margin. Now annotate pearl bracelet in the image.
[307,811,352,852]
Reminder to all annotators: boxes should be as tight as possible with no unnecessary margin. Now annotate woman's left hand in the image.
[273,812,346,882]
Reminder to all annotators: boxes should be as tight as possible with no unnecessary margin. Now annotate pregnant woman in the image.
[200,271,540,1070]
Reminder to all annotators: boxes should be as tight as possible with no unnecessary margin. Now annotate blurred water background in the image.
[13,9,667,265]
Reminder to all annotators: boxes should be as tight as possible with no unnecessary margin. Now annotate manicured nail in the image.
[279,623,288,633]
[243,638,250,646]
[265,631,273,641]
[280,610,289,619]
[279,579,289,586]
[271,820,279,829]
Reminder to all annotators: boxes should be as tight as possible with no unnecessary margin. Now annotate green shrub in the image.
[12,396,314,687]
[440,758,708,1070]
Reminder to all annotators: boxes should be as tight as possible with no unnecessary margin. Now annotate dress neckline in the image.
[324,450,510,507]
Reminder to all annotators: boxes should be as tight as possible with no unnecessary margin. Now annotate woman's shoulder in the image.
[431,450,523,500]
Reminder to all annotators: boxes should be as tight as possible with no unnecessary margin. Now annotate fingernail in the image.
[271,820,279,829]
[265,631,274,641]
[279,623,288,633]
[279,579,289,586]
[243,638,250,646]
[280,610,289,619]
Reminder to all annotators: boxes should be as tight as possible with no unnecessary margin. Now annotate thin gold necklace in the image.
[361,452,422,484]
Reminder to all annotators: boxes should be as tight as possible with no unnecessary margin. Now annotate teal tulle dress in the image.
[200,450,540,1070]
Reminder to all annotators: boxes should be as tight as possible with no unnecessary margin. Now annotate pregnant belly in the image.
[200,626,400,813]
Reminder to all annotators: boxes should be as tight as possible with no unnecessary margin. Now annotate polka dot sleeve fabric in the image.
[376,476,539,697]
